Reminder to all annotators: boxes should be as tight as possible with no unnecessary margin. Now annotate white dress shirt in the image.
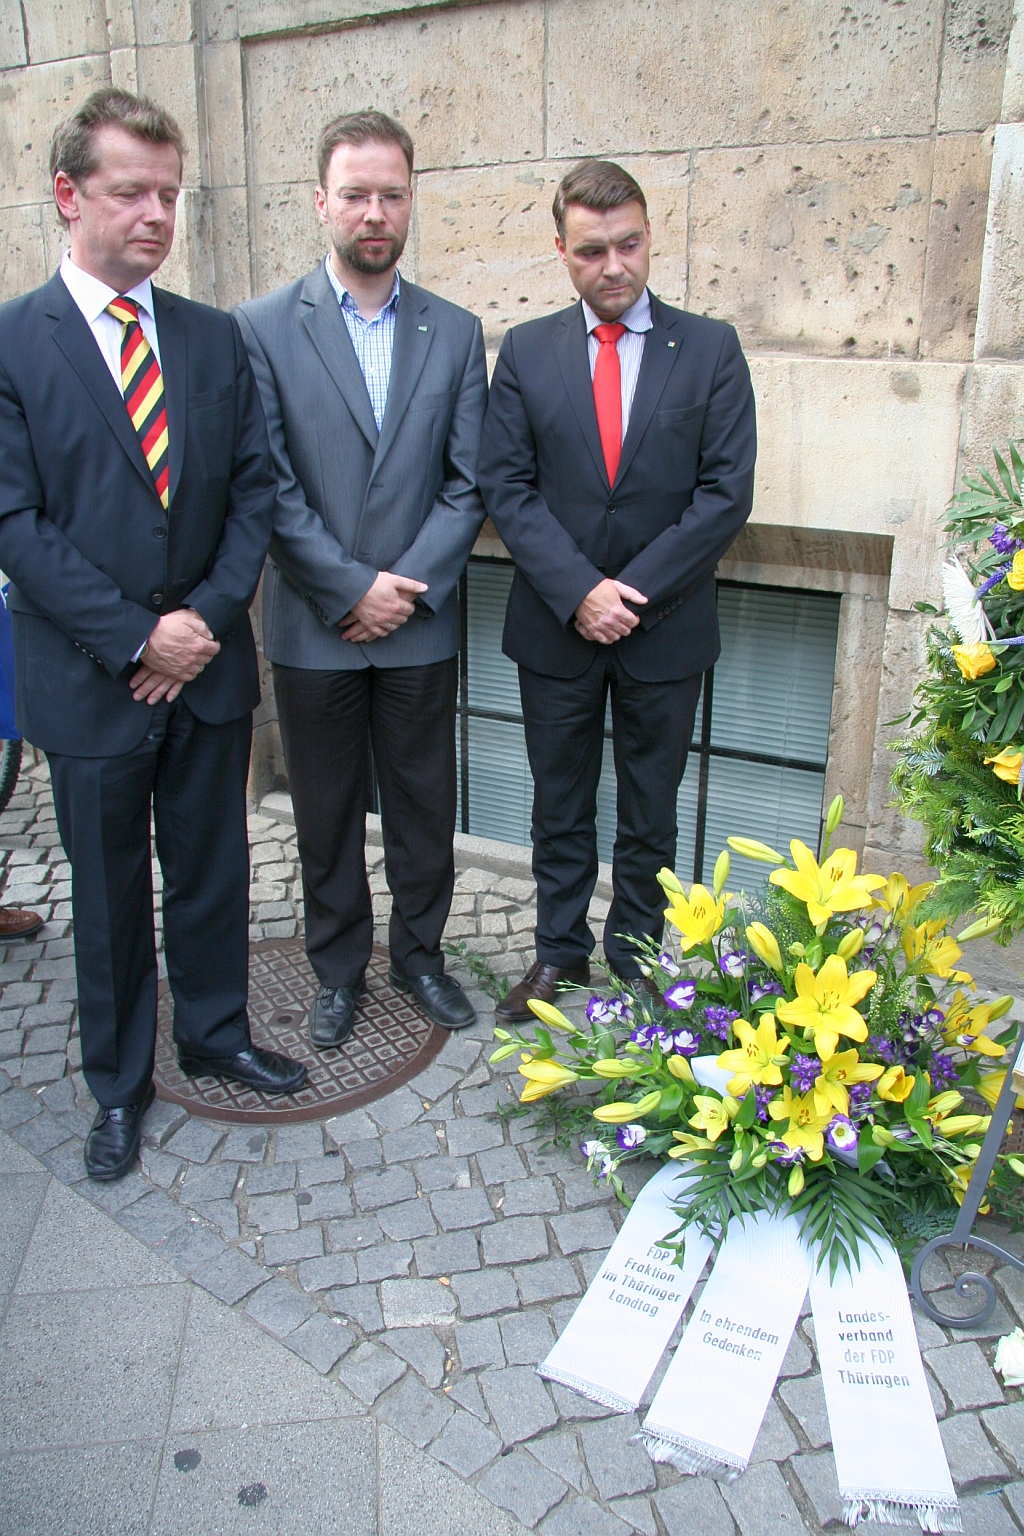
[582,287,652,439]
[59,252,162,393]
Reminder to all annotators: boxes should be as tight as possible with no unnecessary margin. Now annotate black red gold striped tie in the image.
[106,297,169,509]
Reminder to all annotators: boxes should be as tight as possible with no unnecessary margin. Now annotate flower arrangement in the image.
[493,799,1022,1278]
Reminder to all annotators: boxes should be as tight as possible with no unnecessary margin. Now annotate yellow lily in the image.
[667,1131,714,1158]
[935,1114,990,1137]
[877,1065,915,1103]
[775,954,877,1061]
[767,1086,832,1162]
[941,993,1007,1058]
[977,1070,1024,1111]
[593,1090,662,1124]
[746,922,783,972]
[951,642,996,680]
[664,883,726,951]
[527,999,576,1032]
[986,746,1024,788]
[812,1048,884,1116]
[836,928,865,960]
[717,1016,791,1095]
[769,842,885,928]
[1009,551,1024,591]
[518,1056,579,1103]
[869,872,934,925]
[666,1054,696,1083]
[927,1090,964,1120]
[948,1163,990,1213]
[901,919,969,981]
[688,1094,737,1143]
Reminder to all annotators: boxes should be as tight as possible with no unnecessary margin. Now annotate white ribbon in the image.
[640,1210,812,1474]
[809,1242,961,1531]
[538,1162,712,1412]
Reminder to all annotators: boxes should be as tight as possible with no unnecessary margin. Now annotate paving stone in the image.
[245,1162,296,1194]
[778,1328,813,1378]
[551,1209,617,1256]
[501,1177,561,1218]
[137,1146,182,1188]
[0,1087,40,1128]
[246,1193,299,1233]
[912,1305,949,1351]
[452,1267,518,1318]
[22,1024,69,1054]
[778,1372,831,1448]
[477,1146,529,1184]
[940,1412,1011,1486]
[511,1263,580,1310]
[551,1384,615,1421]
[1004,1483,1024,1527]
[298,1253,358,1291]
[179,1161,239,1205]
[381,1326,446,1388]
[193,1199,240,1240]
[654,1477,734,1536]
[358,1242,413,1283]
[721,1459,806,1535]
[271,1123,324,1162]
[325,1107,378,1144]
[153,1220,225,1276]
[337,1341,407,1405]
[478,1446,567,1528]
[557,1170,613,1211]
[140,1098,187,1146]
[354,1166,417,1211]
[483,1216,549,1265]
[925,1342,1004,1411]
[383,1123,443,1163]
[376,1199,438,1241]
[959,1492,1020,1534]
[19,1052,66,1086]
[328,1215,383,1251]
[982,1403,1024,1472]
[529,1430,586,1493]
[578,1414,656,1500]
[116,1190,187,1244]
[408,1063,461,1101]
[551,1299,580,1336]
[926,1293,1016,1343]
[163,1118,224,1164]
[450,1374,489,1421]
[430,1409,503,1477]
[286,1313,355,1374]
[381,1277,457,1327]
[414,1229,480,1276]
[540,1497,630,1536]
[749,1398,800,1464]
[790,1449,843,1528]
[377,1371,455,1448]
[445,1118,505,1156]
[297,1152,347,1186]
[244,1275,318,1338]
[458,1317,506,1371]
[37,1137,88,1183]
[431,1187,496,1230]
[300,1182,353,1220]
[522,1140,572,1175]
[222,1125,269,1162]
[415,1155,471,1192]
[481,1366,558,1445]
[192,1246,268,1305]
[458,1084,501,1117]
[366,1086,424,1132]
[0,983,41,1008]
[327,1283,384,1333]
[11,1110,72,1156]
[344,1137,384,1170]
[500,1309,556,1367]
[263,1227,324,1266]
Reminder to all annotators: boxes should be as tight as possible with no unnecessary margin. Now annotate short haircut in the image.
[316,110,414,187]
[552,159,648,239]
[50,87,185,223]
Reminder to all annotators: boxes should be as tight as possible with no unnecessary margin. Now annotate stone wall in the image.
[1,0,1023,866]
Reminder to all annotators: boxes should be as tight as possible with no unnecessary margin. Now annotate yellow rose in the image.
[951,642,996,680]
[986,746,1024,788]
[1008,550,1024,591]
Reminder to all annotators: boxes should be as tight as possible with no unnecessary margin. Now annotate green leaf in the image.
[857,1140,887,1176]
[994,449,1016,501]
[906,1114,933,1150]
[907,1071,931,1115]
[736,1087,758,1129]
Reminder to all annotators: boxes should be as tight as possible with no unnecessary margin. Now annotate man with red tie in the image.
[0,88,305,1181]
[479,160,757,1020]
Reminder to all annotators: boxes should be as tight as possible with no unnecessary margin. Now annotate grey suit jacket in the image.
[235,264,487,669]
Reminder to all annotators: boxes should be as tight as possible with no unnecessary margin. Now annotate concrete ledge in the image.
[259,793,615,900]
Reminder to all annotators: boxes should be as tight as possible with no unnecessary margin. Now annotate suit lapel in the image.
[553,302,608,488]
[44,275,158,498]
[299,265,379,451]
[613,294,683,488]
[372,281,432,474]
[153,287,186,509]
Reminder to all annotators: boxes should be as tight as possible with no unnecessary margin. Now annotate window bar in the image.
[692,668,715,884]
[458,570,470,836]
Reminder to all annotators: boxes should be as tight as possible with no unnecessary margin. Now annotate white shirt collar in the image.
[60,252,155,324]
[324,255,401,316]
[582,287,652,335]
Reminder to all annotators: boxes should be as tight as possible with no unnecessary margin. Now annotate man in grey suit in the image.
[236,111,487,1043]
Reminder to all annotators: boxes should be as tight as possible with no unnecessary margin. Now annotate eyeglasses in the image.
[335,191,411,209]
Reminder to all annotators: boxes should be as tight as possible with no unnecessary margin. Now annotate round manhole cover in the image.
[154,939,446,1123]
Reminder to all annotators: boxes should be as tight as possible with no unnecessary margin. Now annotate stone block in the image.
[452,1267,519,1318]
[924,1341,1004,1410]
[557,1171,610,1211]
[154,1221,224,1277]
[357,1241,413,1283]
[337,1341,406,1406]
[940,1412,1012,1486]
[499,1309,555,1366]
[483,1215,549,1266]
[477,1446,565,1527]
[80,1170,151,1215]
[982,1402,1024,1472]
[480,1365,558,1444]
[551,1209,617,1256]
[327,1215,383,1251]
[430,1187,495,1230]
[180,1161,240,1205]
[353,1166,417,1211]
[749,1398,800,1465]
[245,1276,317,1337]
[286,1313,355,1374]
[654,1477,734,1536]
[959,1492,1020,1535]
[245,1193,299,1233]
[210,184,253,310]
[192,1199,239,1240]
[245,1161,295,1194]
[12,1109,72,1156]
[430,1409,502,1478]
[163,1118,224,1164]
[327,1282,384,1334]
[515,1260,582,1306]
[382,1123,441,1163]
[938,0,1016,131]
[19,1052,66,1086]
[365,1086,425,1133]
[458,1084,501,1117]
[541,1498,631,1535]
[300,1182,353,1221]
[477,1145,529,1184]
[721,1459,807,1534]
[381,1277,457,1328]
[297,1153,346,1187]
[578,1414,655,1500]
[116,1190,187,1246]
[790,1449,844,1529]
[975,123,1024,359]
[921,131,994,361]
[960,364,1024,489]
[297,1253,357,1291]
[381,1326,446,1388]
[0,205,48,307]
[0,0,25,67]
[203,40,246,189]
[263,1227,323,1266]
[778,1373,831,1449]
[377,1372,454,1449]
[457,1317,505,1371]
[344,1138,383,1171]
[413,1229,480,1276]
[220,1125,267,1163]
[375,1199,437,1242]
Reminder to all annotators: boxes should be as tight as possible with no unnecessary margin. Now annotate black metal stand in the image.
[911,1050,1024,1327]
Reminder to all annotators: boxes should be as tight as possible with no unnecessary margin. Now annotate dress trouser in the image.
[272,657,458,990]
[518,651,703,978]
[47,700,253,1109]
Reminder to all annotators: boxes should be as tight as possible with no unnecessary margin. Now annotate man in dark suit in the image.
[0,87,306,1181]
[236,112,487,1046]
[479,160,757,1021]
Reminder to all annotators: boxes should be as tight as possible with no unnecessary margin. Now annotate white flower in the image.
[995,1327,1024,1386]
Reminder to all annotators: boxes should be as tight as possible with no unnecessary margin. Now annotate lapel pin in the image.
[418,325,428,332]
[667,341,676,348]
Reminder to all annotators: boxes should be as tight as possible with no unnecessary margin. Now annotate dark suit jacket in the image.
[478,293,757,683]
[0,272,276,755]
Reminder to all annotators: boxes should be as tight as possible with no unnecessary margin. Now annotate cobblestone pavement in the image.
[4,762,1024,1533]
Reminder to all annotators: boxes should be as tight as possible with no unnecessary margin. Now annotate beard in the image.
[333,227,406,275]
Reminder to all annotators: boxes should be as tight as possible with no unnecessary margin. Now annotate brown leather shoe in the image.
[0,906,43,941]
[495,959,591,1023]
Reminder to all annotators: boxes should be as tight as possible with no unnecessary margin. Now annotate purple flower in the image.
[664,980,698,1011]
[790,1053,819,1094]
[750,979,783,1003]
[770,1141,804,1165]
[656,951,681,978]
[720,950,747,979]
[586,997,615,1026]
[922,1007,944,1030]
[848,1082,874,1117]
[754,1086,775,1122]
[703,1005,740,1041]
[667,1026,702,1057]
[607,997,634,1024]
[928,1052,960,1092]
[826,1115,858,1153]
[616,1123,648,1151]
[868,1035,897,1065]
[863,920,885,946]
[580,1138,605,1161]
[991,522,1023,556]
[630,1023,667,1050]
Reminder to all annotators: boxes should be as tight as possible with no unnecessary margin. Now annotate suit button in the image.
[153,527,166,539]
[607,505,616,515]
[151,592,164,606]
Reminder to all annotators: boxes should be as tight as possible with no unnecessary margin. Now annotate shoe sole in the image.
[388,968,477,1031]
[85,1082,155,1181]
[178,1057,308,1096]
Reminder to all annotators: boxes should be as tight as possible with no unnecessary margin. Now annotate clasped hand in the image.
[574,577,648,644]
[130,609,220,705]
[340,571,429,643]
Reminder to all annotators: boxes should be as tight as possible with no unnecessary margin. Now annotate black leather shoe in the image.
[389,965,476,1030]
[308,983,365,1049]
[177,1045,307,1095]
[84,1080,155,1182]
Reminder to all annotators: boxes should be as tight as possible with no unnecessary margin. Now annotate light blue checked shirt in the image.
[324,255,400,430]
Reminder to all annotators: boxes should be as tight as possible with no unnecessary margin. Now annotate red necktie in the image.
[592,321,626,486]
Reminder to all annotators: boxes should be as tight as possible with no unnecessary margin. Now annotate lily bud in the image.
[825,795,845,835]
[489,1042,520,1063]
[790,942,806,957]
[989,995,1015,1023]
[751,1151,768,1168]
[956,913,1004,941]
[666,1055,696,1083]
[1009,1157,1024,1179]
[527,999,576,1032]
[788,1164,805,1197]
[872,1125,895,1146]
[713,849,731,898]
[746,922,783,972]
[727,836,786,865]
[837,929,864,960]
[729,1147,744,1172]
[657,867,684,894]
[592,1059,641,1078]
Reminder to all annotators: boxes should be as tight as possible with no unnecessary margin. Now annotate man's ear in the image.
[53,172,80,225]
[554,233,568,269]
